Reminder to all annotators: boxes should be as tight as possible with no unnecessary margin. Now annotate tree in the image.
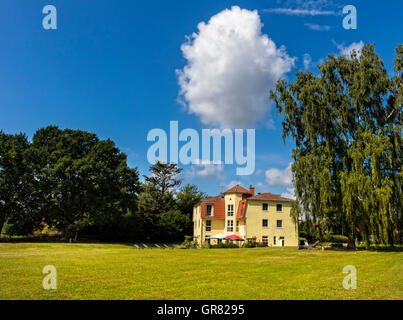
[143,161,182,213]
[159,209,191,241]
[270,44,402,248]
[138,161,183,241]
[0,132,39,234]
[30,126,140,239]
[176,184,206,234]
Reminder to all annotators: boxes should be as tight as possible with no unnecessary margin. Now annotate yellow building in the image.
[193,185,298,247]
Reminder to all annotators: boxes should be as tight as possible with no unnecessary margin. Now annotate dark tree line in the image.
[0,126,205,242]
[271,44,402,248]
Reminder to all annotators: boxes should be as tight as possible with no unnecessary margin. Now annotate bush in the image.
[241,242,268,248]
[181,235,193,249]
[209,242,239,249]
[322,234,348,243]
[242,242,257,248]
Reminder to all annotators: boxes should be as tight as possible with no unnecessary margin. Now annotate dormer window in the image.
[206,204,213,217]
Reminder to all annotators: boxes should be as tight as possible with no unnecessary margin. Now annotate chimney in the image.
[249,185,255,196]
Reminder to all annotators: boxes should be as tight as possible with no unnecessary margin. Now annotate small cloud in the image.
[281,187,296,200]
[265,163,293,188]
[256,182,271,193]
[303,53,312,70]
[186,159,226,180]
[219,180,244,191]
[262,8,337,16]
[304,23,331,31]
[334,40,364,58]
[254,168,264,176]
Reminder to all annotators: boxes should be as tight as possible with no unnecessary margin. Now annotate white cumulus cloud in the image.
[177,6,295,128]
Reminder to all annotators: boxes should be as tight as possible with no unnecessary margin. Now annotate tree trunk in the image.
[347,224,356,249]
[0,217,5,235]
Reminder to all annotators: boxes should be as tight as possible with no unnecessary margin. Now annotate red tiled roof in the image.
[200,196,225,219]
[202,196,224,202]
[247,193,293,202]
[224,184,251,194]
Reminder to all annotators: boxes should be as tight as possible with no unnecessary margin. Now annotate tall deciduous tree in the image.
[270,44,402,248]
[0,132,38,234]
[30,126,140,238]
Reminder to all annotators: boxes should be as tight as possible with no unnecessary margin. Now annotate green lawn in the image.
[0,243,401,300]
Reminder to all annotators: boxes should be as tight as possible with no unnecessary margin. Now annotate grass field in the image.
[0,243,402,300]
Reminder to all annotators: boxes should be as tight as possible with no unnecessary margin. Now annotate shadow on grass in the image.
[324,246,403,252]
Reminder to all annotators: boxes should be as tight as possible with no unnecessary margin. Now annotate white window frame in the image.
[206,220,212,232]
[227,220,234,232]
[227,204,234,217]
[273,236,277,245]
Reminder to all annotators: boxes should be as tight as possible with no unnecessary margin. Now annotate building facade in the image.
[193,185,298,247]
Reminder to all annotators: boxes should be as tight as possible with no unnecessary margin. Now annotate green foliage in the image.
[28,126,141,238]
[242,242,257,248]
[181,235,194,249]
[321,234,349,243]
[176,184,206,216]
[209,242,239,248]
[159,210,191,240]
[0,131,39,234]
[270,44,402,247]
[0,126,141,240]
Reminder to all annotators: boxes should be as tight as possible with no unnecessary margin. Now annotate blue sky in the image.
[1,0,402,197]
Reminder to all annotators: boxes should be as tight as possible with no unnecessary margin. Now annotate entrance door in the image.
[280,237,285,247]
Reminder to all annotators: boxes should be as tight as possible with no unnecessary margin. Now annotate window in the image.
[277,220,283,228]
[236,220,239,231]
[276,204,283,212]
[206,220,211,232]
[273,236,277,245]
[227,220,234,232]
[262,236,268,247]
[206,204,212,217]
[205,235,210,245]
[280,237,285,247]
[262,219,268,228]
[262,203,268,211]
[227,204,234,217]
